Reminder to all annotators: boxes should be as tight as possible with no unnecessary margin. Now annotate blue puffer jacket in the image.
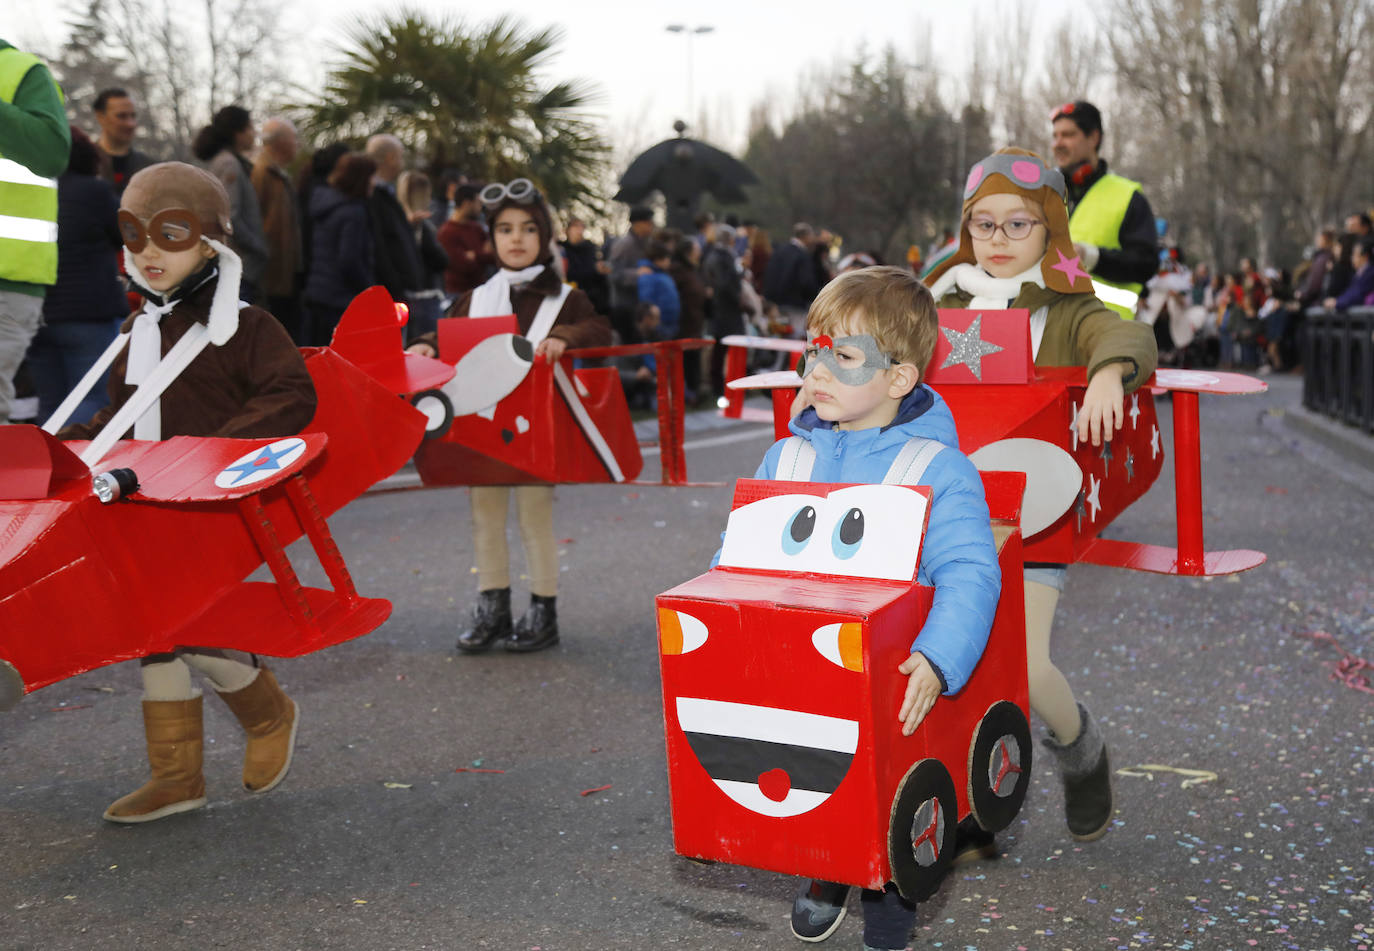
[753,385,1001,695]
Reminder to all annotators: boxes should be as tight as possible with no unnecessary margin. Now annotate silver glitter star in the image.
[1074,489,1087,531]
[1124,447,1135,480]
[1068,401,1081,452]
[939,315,1004,380]
[1150,424,1161,460]
[1128,393,1141,429]
[1099,440,1113,475]
[1085,473,1101,521]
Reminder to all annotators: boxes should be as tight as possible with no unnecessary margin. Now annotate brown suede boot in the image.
[103,695,207,824]
[216,666,299,793]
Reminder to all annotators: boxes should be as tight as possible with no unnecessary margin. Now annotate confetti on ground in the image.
[49,705,91,713]
[1117,764,1219,788]
[580,784,613,796]
[382,782,412,789]
[1295,630,1374,694]
[453,768,506,774]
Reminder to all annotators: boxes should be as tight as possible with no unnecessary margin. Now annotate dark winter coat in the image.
[42,171,127,324]
[303,185,374,311]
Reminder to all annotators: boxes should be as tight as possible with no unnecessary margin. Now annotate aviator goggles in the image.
[797,333,896,386]
[117,208,204,253]
[480,178,538,210]
[963,153,1065,202]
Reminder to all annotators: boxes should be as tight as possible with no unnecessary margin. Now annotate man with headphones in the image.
[1051,101,1158,320]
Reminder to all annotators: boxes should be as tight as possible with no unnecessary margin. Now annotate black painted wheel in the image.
[967,701,1032,834]
[410,389,454,439]
[888,758,958,902]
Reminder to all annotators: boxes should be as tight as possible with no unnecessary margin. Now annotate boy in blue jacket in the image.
[636,240,680,338]
[750,266,1000,951]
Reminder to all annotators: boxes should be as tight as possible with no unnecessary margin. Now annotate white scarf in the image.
[468,265,547,318]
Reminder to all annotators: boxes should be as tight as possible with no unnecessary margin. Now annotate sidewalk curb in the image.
[1277,404,1374,473]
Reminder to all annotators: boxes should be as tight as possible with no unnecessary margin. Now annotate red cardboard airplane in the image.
[727,308,1267,578]
[0,287,452,711]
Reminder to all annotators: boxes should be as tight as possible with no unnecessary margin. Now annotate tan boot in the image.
[216,666,299,793]
[103,695,207,823]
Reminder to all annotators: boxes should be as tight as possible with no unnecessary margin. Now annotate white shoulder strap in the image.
[524,283,573,347]
[883,436,945,485]
[1029,305,1049,360]
[775,436,817,481]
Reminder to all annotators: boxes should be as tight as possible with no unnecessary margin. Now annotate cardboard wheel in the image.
[411,389,454,440]
[0,659,23,712]
[888,758,957,902]
[967,701,1032,833]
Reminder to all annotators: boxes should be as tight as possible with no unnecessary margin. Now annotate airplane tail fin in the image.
[328,287,453,396]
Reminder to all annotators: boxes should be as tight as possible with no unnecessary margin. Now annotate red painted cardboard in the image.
[655,473,1029,897]
[413,315,643,485]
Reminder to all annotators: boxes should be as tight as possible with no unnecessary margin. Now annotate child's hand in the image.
[898,652,941,736]
[1079,363,1127,446]
[406,342,437,358]
[536,337,567,363]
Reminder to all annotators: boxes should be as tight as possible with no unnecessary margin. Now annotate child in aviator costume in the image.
[925,148,1157,848]
[408,179,611,652]
[54,162,317,822]
[748,267,1001,951]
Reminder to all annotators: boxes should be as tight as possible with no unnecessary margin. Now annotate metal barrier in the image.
[1302,307,1374,433]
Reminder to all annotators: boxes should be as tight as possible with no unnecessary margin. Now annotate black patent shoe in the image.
[505,594,559,652]
[456,588,512,653]
[951,816,999,866]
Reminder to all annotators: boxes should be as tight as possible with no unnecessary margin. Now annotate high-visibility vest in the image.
[0,47,59,286]
[1069,173,1143,320]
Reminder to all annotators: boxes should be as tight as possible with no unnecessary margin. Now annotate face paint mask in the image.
[797,333,895,385]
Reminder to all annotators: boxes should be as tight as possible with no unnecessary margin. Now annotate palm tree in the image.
[300,10,608,213]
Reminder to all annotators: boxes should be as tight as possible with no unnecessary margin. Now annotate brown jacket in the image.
[251,156,302,298]
[417,267,611,355]
[60,276,317,442]
[936,283,1158,391]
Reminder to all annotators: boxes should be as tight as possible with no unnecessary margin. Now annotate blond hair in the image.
[806,266,939,372]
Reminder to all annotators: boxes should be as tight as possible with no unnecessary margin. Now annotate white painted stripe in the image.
[676,697,859,753]
[712,779,831,817]
[0,159,57,189]
[0,214,57,243]
[1091,280,1140,311]
[552,362,625,482]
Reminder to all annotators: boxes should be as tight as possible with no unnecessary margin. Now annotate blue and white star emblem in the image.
[215,438,308,488]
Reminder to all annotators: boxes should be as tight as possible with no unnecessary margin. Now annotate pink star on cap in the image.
[1050,248,1090,287]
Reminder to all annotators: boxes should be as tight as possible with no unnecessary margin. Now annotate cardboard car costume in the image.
[411,315,643,486]
[656,472,1030,900]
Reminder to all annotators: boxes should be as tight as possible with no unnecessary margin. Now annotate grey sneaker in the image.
[789,879,854,943]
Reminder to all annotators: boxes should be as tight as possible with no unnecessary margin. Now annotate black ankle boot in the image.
[505,594,558,652]
[456,588,511,653]
[1042,702,1113,841]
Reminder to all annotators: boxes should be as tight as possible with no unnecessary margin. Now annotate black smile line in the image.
[682,732,853,795]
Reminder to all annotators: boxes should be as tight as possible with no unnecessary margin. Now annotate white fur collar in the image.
[929,261,1044,309]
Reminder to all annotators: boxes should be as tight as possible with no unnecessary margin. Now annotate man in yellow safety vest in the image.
[0,40,70,423]
[1051,101,1158,320]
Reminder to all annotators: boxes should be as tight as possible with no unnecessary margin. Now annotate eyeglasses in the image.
[117,208,203,252]
[967,216,1045,242]
[479,178,537,209]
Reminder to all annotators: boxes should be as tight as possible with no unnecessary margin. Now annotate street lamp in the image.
[664,24,715,122]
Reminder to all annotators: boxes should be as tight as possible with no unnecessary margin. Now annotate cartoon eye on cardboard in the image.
[658,607,709,655]
[717,485,928,583]
[811,621,864,672]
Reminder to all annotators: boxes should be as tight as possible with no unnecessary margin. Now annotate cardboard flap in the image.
[0,425,90,499]
[925,309,1034,385]
[328,286,454,396]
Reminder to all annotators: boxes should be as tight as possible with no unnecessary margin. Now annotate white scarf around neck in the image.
[469,264,547,318]
[929,260,1044,310]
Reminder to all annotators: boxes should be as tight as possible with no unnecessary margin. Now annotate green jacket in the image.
[0,40,70,297]
[936,283,1157,392]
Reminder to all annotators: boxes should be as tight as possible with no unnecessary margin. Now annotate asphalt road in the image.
[2,374,1370,951]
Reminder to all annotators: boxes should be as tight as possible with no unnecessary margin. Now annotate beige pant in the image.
[1025,578,1081,743]
[470,485,559,597]
[140,649,259,701]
